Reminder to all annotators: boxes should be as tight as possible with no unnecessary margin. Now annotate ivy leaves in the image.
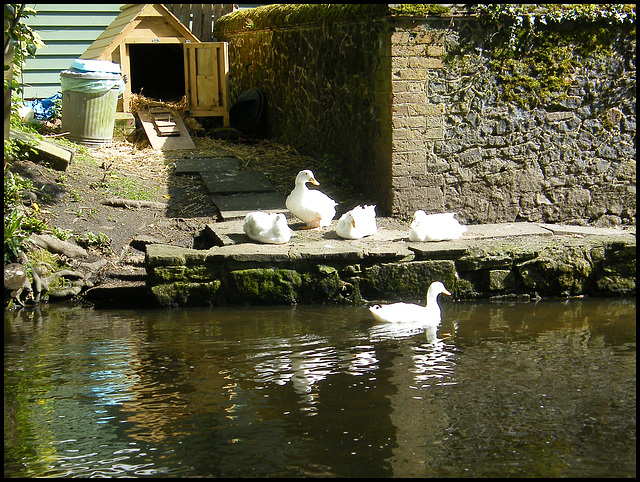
[470,4,636,107]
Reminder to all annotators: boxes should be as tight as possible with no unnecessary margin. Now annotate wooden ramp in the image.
[137,108,195,150]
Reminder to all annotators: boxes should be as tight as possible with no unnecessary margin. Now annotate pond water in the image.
[4,297,636,478]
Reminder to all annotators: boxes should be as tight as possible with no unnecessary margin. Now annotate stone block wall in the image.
[391,16,636,227]
[217,18,394,208]
[389,25,448,219]
[216,9,636,226]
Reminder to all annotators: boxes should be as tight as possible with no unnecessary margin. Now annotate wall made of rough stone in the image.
[219,20,393,209]
[390,17,636,227]
[217,15,635,226]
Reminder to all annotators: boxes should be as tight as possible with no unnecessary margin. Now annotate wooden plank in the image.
[137,108,195,150]
[174,4,191,27]
[150,109,180,136]
[211,45,220,104]
[184,41,229,123]
[119,42,131,112]
[187,45,198,111]
[201,4,214,41]
[156,124,180,136]
[191,4,203,40]
[213,5,223,24]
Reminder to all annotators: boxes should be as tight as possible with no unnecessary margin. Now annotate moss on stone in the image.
[215,3,389,33]
[150,281,220,307]
[389,4,452,16]
[449,5,636,109]
[227,268,302,305]
[300,265,347,302]
[361,260,457,300]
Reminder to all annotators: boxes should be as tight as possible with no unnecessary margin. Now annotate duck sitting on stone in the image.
[408,210,467,242]
[336,204,377,239]
[285,170,337,228]
[243,211,292,244]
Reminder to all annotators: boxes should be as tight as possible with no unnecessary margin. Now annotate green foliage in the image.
[4,209,26,263]
[76,232,112,254]
[389,4,451,16]
[51,227,72,241]
[474,4,635,56]
[4,171,32,208]
[4,4,45,96]
[215,4,389,32]
[4,172,49,262]
[19,216,47,233]
[463,4,637,107]
[104,177,159,201]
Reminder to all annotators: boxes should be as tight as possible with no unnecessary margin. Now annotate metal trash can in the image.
[61,59,125,146]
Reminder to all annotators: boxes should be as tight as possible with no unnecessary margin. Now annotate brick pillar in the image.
[390,25,445,219]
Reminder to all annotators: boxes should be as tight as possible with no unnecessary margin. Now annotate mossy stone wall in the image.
[217,17,393,208]
[144,233,636,307]
[215,7,635,226]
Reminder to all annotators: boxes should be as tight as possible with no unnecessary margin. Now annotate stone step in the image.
[103,267,147,282]
[173,156,241,173]
[210,192,288,220]
[200,170,277,194]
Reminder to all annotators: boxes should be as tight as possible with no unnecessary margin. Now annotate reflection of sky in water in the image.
[250,335,381,410]
[251,335,340,396]
[409,342,456,388]
[87,341,138,408]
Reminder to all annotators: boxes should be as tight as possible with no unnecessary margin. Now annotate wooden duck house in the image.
[80,4,229,125]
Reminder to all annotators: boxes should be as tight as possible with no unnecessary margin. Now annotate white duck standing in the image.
[336,204,377,239]
[368,281,452,341]
[243,211,292,244]
[285,170,337,228]
[409,210,467,242]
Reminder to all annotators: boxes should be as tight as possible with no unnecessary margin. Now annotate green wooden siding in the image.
[21,4,124,99]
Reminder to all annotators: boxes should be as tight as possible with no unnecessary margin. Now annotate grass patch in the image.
[105,177,159,201]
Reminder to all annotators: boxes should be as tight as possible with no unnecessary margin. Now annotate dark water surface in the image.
[4,297,636,477]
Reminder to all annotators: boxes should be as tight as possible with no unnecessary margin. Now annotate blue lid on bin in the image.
[71,58,122,74]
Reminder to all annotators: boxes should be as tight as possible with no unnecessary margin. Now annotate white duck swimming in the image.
[336,204,377,239]
[285,170,337,228]
[369,281,451,326]
[243,211,292,244]
[409,210,467,242]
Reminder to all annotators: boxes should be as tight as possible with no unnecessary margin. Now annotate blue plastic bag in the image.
[24,93,62,121]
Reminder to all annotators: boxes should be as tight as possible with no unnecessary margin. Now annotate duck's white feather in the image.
[368,281,451,326]
[409,211,467,242]
[243,212,292,244]
[285,170,337,228]
[336,204,377,239]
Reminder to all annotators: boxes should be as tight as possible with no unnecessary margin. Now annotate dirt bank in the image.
[6,132,387,304]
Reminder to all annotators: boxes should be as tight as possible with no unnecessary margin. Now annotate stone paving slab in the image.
[351,240,414,259]
[204,220,246,246]
[537,223,636,238]
[201,170,277,194]
[168,148,235,160]
[211,192,288,220]
[290,242,366,261]
[202,220,635,262]
[462,222,552,238]
[214,243,293,263]
[174,157,241,173]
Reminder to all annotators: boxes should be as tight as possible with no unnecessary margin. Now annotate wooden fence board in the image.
[163,4,238,41]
